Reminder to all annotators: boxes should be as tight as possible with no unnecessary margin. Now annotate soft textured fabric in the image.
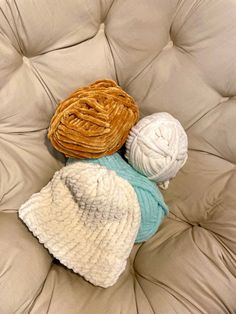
[48,79,139,158]
[125,112,188,189]
[1,0,236,313]
[19,161,140,288]
[68,153,168,243]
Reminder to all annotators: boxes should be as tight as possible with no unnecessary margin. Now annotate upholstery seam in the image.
[0,4,21,53]
[133,274,155,314]
[191,227,233,314]
[6,0,25,55]
[170,0,204,40]
[135,272,204,314]
[86,0,115,24]
[104,31,119,85]
[125,41,170,89]
[23,60,57,105]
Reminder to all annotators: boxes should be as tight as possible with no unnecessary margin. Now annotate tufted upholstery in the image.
[0,0,236,313]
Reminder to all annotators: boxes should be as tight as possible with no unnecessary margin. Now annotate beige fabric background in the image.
[0,0,235,313]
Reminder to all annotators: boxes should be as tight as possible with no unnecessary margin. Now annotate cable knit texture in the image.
[68,153,168,243]
[48,79,139,159]
[19,162,141,288]
[125,112,188,189]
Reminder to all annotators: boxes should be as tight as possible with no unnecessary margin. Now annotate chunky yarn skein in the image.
[48,79,139,159]
[125,112,188,189]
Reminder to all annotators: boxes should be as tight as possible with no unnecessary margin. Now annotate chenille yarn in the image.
[19,161,141,288]
[125,112,188,189]
[68,153,168,243]
[48,79,139,159]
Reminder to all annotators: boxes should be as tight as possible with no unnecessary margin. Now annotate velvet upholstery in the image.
[0,0,236,313]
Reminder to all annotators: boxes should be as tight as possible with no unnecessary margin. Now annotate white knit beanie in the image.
[125,112,188,189]
[19,162,141,288]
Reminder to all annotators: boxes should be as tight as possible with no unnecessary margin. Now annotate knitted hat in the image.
[48,79,139,159]
[125,112,188,189]
[68,153,168,243]
[19,162,141,288]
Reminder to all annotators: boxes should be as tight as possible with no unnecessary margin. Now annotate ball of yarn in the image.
[68,153,168,243]
[125,112,188,189]
[48,79,139,159]
[19,161,141,288]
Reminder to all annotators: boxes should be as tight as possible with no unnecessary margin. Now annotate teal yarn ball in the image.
[67,153,168,243]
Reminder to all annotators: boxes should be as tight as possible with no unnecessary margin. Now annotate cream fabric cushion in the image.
[0,0,236,313]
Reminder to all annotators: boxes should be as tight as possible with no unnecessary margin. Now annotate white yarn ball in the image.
[125,112,188,189]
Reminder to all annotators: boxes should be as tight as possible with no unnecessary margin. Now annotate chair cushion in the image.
[0,0,235,313]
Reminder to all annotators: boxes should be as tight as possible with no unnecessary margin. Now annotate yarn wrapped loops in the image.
[125,112,188,189]
[48,79,139,159]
